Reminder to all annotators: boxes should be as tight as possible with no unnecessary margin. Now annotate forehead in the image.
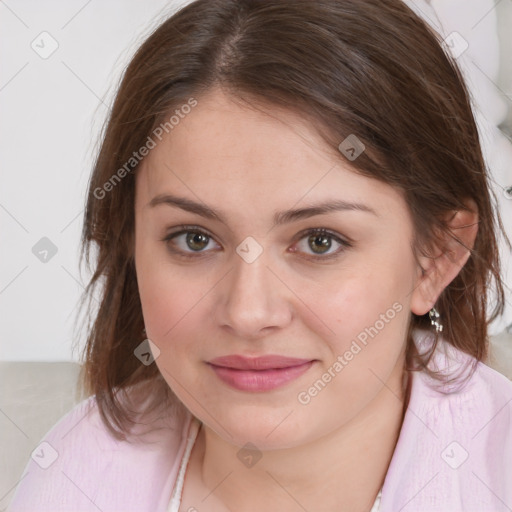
[135,88,407,221]
[146,89,336,176]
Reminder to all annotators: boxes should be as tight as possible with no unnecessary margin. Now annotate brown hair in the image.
[75,0,509,441]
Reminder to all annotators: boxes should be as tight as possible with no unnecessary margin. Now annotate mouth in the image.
[206,355,316,392]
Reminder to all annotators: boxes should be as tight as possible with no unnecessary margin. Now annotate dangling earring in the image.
[429,307,443,332]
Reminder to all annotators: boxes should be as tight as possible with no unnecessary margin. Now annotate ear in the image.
[410,199,479,316]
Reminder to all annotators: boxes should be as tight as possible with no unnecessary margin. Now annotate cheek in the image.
[135,262,210,385]
[305,255,413,361]
[294,265,411,422]
[135,238,199,343]
[135,250,224,377]
[137,269,200,343]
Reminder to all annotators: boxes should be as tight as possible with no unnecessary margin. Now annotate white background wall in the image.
[0,0,190,361]
[1,0,511,362]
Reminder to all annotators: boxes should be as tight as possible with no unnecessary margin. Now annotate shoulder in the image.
[380,329,512,512]
[7,391,194,512]
[409,328,512,441]
[413,328,512,407]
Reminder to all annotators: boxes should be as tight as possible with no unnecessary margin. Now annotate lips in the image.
[208,354,313,370]
[206,355,315,392]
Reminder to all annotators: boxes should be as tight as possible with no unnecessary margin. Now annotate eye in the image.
[291,227,352,260]
[161,225,220,258]
[161,225,352,260]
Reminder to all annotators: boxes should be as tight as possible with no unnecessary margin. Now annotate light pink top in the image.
[7,329,512,511]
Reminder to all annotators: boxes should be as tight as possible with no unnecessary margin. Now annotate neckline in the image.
[371,489,383,512]
[167,415,383,512]
[167,415,202,512]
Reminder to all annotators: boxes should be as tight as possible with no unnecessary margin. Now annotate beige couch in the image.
[0,362,82,509]
[1,334,511,509]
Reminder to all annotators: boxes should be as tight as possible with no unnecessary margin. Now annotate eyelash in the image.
[160,224,352,262]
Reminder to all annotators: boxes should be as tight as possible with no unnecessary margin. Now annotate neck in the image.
[190,361,409,512]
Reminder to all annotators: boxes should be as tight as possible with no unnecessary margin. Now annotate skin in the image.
[133,86,478,512]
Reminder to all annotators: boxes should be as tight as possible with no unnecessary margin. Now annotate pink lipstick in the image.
[207,355,315,392]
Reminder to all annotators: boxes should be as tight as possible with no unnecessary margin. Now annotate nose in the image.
[216,246,293,340]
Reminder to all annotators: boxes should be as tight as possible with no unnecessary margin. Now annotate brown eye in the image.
[308,233,333,254]
[292,228,351,260]
[161,225,351,261]
[184,231,210,251]
[161,226,220,258]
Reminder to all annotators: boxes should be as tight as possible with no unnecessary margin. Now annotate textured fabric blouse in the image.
[7,329,512,511]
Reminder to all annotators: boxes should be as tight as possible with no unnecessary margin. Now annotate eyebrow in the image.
[148,193,378,227]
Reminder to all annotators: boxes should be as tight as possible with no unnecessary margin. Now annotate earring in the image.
[429,307,443,332]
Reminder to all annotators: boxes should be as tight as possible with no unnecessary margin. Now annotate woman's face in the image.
[134,87,421,449]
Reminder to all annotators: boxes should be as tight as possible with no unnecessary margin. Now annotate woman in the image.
[8,0,512,511]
